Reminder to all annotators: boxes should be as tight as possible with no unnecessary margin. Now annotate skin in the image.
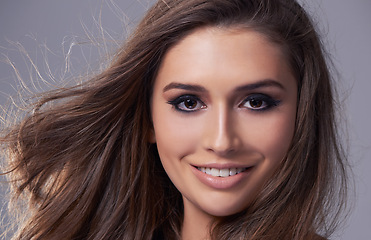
[150,27,297,240]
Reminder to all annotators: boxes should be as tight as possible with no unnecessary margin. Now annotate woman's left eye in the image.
[240,94,280,111]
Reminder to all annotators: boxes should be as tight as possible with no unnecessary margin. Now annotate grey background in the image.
[0,0,370,239]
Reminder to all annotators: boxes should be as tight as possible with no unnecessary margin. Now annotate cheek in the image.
[241,111,296,163]
[152,110,203,160]
[152,111,205,191]
[267,117,295,160]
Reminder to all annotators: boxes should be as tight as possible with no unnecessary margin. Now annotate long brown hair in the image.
[1,0,348,239]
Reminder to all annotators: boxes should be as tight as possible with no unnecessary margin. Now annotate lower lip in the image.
[190,166,253,189]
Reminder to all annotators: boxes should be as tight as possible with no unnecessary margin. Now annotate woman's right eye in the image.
[167,95,206,112]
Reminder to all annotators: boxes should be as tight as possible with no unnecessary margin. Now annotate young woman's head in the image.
[151,26,298,219]
[2,0,347,239]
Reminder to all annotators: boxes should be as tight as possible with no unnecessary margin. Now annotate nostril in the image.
[207,145,237,157]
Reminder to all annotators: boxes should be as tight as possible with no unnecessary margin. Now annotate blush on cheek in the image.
[154,119,200,159]
[266,119,295,162]
[242,113,295,164]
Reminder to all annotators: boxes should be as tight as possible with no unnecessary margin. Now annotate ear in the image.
[148,128,156,143]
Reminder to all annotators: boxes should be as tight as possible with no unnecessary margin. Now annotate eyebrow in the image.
[163,82,207,92]
[234,79,285,92]
[163,79,285,93]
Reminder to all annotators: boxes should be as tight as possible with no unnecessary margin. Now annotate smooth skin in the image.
[151,27,297,240]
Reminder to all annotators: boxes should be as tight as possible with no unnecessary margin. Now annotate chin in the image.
[197,196,252,218]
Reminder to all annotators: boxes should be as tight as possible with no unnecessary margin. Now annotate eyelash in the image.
[167,95,206,112]
[167,94,280,113]
[239,93,281,112]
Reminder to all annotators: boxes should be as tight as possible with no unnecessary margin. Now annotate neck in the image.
[181,197,214,240]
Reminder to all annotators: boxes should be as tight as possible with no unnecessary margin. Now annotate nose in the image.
[203,103,242,156]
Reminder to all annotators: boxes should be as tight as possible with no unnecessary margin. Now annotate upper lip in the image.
[192,163,253,169]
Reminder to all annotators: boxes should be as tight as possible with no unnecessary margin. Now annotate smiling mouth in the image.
[196,167,249,177]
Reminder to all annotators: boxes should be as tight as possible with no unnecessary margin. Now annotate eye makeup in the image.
[167,94,206,112]
[239,93,281,112]
[167,92,281,113]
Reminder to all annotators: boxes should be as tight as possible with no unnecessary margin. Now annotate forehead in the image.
[167,26,287,60]
[154,26,295,92]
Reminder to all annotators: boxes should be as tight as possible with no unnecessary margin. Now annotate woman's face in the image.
[151,27,297,217]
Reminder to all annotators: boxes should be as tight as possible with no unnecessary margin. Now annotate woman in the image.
[1,0,348,239]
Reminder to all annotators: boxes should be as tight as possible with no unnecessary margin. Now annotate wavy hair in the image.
[1,0,348,239]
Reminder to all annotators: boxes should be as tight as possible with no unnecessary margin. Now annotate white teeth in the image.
[197,167,247,177]
[211,168,220,176]
[229,168,237,176]
[220,168,229,177]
